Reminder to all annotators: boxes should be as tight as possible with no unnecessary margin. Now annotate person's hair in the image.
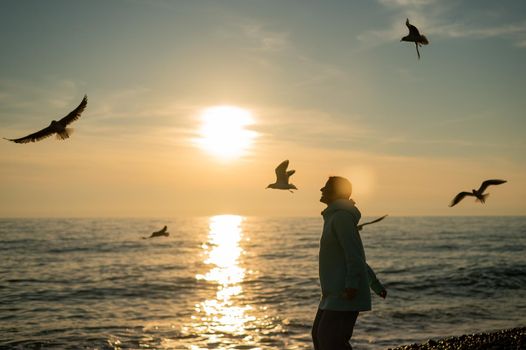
[327,176,353,199]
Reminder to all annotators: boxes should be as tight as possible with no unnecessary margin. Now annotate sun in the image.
[195,106,257,160]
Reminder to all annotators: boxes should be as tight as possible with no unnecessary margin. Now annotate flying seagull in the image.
[143,225,169,239]
[4,95,88,143]
[357,215,388,231]
[449,179,507,207]
[266,160,297,192]
[401,18,429,59]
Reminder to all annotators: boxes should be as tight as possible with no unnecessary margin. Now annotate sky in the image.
[0,0,525,218]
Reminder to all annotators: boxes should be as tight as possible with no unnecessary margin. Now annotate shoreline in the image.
[388,327,525,350]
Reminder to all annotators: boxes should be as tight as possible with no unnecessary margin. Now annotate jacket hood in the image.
[321,198,359,218]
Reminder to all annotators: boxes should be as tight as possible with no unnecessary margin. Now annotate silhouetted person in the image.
[401,18,429,59]
[449,179,507,207]
[312,176,386,350]
[4,95,88,143]
[266,159,297,192]
[143,225,169,239]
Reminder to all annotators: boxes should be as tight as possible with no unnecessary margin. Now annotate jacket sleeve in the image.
[332,211,367,289]
[366,263,385,296]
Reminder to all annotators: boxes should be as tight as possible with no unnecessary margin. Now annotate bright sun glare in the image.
[194,215,254,335]
[196,106,257,160]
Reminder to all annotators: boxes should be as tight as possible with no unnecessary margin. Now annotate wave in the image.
[385,264,526,295]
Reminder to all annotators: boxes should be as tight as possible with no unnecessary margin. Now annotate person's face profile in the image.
[320,180,335,204]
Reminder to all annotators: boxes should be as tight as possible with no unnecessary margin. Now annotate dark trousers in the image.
[312,308,360,350]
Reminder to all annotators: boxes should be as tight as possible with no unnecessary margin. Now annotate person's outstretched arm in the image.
[366,264,387,299]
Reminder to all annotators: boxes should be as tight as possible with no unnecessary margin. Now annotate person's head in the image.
[320,176,352,204]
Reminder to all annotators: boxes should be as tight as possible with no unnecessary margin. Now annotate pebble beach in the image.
[389,327,525,350]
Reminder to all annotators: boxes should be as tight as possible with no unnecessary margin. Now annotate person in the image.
[312,176,387,350]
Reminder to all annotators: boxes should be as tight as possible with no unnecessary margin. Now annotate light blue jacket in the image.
[318,199,384,311]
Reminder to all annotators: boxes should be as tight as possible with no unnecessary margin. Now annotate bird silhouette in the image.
[401,18,429,59]
[266,160,297,192]
[143,225,169,239]
[357,215,388,231]
[4,95,88,143]
[449,179,507,207]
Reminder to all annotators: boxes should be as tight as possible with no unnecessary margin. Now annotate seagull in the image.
[143,225,169,239]
[357,215,388,231]
[4,95,88,143]
[401,18,429,59]
[449,179,507,207]
[266,160,297,192]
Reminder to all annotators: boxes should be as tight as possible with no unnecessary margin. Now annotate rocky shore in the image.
[388,327,525,350]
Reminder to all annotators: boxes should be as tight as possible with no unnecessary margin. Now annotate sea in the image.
[1,216,525,349]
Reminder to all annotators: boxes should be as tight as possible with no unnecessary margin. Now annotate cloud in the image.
[0,78,83,113]
[378,0,436,7]
[356,0,443,45]
[224,20,290,53]
[252,105,372,153]
[240,23,289,52]
[248,104,511,162]
[433,21,526,47]
[250,103,522,163]
[359,0,526,48]
[0,78,86,134]
[0,78,200,148]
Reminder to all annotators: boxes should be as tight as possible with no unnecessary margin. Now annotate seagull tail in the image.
[56,127,74,140]
[419,35,429,45]
[477,193,490,204]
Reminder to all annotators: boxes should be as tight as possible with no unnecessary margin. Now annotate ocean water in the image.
[0,216,525,349]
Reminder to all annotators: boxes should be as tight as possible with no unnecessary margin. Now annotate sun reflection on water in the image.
[194,215,255,338]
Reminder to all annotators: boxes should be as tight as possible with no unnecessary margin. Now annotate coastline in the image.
[388,327,525,350]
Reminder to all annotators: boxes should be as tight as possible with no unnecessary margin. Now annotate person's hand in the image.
[343,288,358,300]
[379,289,387,299]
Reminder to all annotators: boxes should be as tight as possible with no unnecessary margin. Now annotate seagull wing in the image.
[478,179,507,194]
[419,34,429,45]
[58,95,88,126]
[359,214,388,227]
[275,160,289,181]
[449,192,474,207]
[406,19,421,36]
[4,124,55,143]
